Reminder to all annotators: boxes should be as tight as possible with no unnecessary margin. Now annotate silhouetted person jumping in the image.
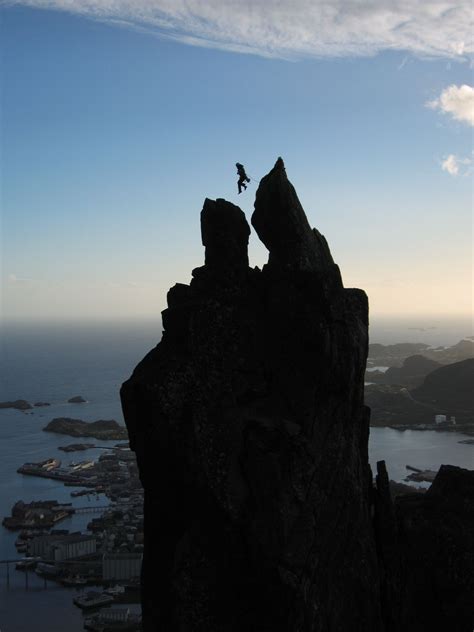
[236,163,250,194]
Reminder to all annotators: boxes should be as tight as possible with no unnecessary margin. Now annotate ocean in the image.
[0,317,472,631]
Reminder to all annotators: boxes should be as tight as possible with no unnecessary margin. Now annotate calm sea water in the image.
[0,318,472,631]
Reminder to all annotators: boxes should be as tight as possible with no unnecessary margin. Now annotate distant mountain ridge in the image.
[366,358,474,428]
[367,337,473,369]
[412,358,474,412]
[368,354,442,388]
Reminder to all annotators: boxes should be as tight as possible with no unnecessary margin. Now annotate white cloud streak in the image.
[7,273,35,284]
[441,153,471,176]
[427,84,474,126]
[5,1,473,60]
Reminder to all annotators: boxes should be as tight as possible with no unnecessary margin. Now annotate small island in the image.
[43,417,128,440]
[58,442,96,452]
[0,399,32,411]
[68,395,87,403]
[34,402,51,407]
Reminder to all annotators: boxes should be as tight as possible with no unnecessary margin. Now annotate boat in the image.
[71,489,92,497]
[69,460,95,471]
[16,557,41,570]
[17,458,61,474]
[104,584,125,596]
[62,575,88,587]
[41,458,61,471]
[73,591,115,609]
[51,509,70,523]
[36,562,60,578]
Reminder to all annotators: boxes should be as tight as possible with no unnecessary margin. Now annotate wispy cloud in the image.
[5,1,473,60]
[7,273,35,284]
[427,84,474,126]
[441,153,471,176]
[397,56,409,71]
[106,280,148,289]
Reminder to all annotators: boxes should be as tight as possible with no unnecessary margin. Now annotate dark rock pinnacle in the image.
[252,157,336,275]
[120,158,473,632]
[201,198,250,269]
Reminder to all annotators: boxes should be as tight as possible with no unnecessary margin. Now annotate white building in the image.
[435,414,447,424]
[98,608,130,622]
[51,535,96,561]
[30,535,60,558]
[29,534,96,561]
[102,552,142,581]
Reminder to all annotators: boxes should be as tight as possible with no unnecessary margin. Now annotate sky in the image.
[1,1,473,324]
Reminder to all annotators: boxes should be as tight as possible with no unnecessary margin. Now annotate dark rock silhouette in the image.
[395,465,474,631]
[368,343,430,368]
[373,461,401,631]
[411,358,474,412]
[368,354,442,388]
[365,383,433,427]
[252,157,337,274]
[68,395,87,403]
[367,358,474,430]
[0,399,32,410]
[121,158,473,631]
[201,198,250,269]
[43,417,127,440]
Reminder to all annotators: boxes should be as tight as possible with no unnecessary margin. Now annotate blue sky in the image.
[1,2,472,321]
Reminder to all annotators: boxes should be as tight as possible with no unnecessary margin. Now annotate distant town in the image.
[365,337,474,434]
[1,336,472,631]
[1,404,143,632]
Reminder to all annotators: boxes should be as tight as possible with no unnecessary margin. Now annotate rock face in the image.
[121,158,380,631]
[395,465,474,631]
[120,158,473,631]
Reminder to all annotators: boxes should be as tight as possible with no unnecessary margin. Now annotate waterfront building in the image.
[102,552,142,580]
[97,608,130,622]
[51,535,97,561]
[30,534,96,560]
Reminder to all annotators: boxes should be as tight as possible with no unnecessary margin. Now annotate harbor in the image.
[1,320,472,631]
[1,427,144,631]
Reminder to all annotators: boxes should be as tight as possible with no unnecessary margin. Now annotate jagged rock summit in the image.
[121,158,377,631]
[120,158,473,631]
[201,197,250,269]
[252,157,337,274]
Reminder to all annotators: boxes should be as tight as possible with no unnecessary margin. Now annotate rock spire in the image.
[121,158,473,632]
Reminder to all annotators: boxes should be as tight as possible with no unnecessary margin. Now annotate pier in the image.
[0,557,104,590]
[72,505,108,514]
[0,559,42,590]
